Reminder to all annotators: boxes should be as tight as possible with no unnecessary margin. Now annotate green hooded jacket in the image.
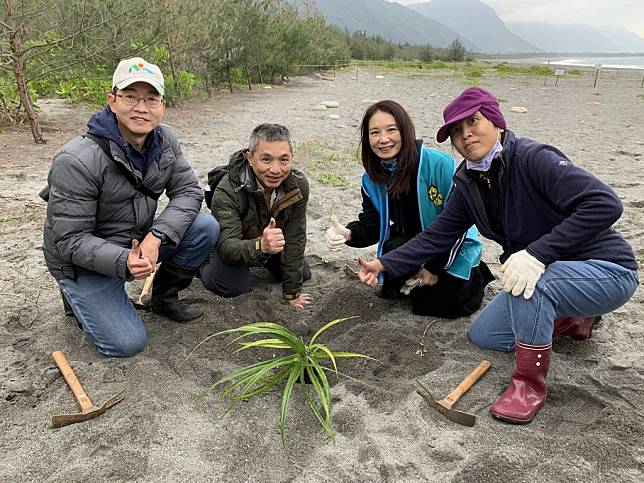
[211,149,309,299]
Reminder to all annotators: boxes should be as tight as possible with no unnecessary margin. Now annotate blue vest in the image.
[362,147,483,280]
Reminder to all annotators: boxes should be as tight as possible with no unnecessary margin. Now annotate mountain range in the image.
[302,0,644,54]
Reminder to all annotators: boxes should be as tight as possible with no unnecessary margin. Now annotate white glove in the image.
[400,277,421,295]
[400,268,439,295]
[500,250,545,299]
[325,214,351,251]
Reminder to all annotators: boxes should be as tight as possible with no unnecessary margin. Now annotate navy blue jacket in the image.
[380,130,638,278]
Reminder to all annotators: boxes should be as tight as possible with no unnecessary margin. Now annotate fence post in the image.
[593,64,601,88]
[355,63,358,84]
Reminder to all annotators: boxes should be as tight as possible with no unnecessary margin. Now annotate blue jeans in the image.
[468,260,639,352]
[58,213,220,357]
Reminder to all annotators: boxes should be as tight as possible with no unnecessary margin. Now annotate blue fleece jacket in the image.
[380,130,638,278]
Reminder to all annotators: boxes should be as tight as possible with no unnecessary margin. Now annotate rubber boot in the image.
[60,288,75,316]
[150,261,203,324]
[553,316,601,340]
[60,288,82,329]
[490,340,551,424]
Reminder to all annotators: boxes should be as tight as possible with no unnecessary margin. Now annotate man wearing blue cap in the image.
[41,57,220,357]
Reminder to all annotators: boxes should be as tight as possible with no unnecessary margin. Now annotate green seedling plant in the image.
[193,316,371,446]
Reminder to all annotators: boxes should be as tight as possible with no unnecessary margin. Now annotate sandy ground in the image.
[1,67,643,482]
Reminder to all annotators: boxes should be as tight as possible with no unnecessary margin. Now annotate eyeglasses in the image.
[115,93,164,108]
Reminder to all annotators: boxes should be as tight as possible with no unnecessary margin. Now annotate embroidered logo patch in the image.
[128,62,157,76]
[428,185,443,206]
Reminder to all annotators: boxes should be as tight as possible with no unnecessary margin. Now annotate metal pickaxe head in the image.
[51,351,124,428]
[52,391,124,428]
[415,360,491,427]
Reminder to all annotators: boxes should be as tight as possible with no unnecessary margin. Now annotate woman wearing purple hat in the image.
[326,100,493,318]
[357,87,639,424]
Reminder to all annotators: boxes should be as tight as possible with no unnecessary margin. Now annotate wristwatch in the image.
[150,228,166,243]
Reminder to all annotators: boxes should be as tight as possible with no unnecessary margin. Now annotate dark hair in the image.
[360,100,418,197]
[249,123,292,153]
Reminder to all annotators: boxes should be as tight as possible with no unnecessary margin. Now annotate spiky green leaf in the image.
[309,316,358,345]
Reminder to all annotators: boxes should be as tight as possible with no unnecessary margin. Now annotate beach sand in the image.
[1,68,643,482]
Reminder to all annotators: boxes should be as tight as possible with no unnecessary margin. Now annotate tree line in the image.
[1,0,468,143]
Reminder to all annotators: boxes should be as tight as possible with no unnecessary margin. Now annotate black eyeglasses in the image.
[115,93,163,108]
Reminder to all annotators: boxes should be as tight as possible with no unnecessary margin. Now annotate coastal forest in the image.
[1,0,468,143]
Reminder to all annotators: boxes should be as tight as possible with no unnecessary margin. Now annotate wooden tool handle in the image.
[52,351,94,411]
[138,271,155,302]
[442,360,491,409]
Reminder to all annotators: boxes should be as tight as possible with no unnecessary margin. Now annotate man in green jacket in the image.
[200,124,311,309]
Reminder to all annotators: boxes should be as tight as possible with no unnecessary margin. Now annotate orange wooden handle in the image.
[441,360,491,409]
[52,351,94,411]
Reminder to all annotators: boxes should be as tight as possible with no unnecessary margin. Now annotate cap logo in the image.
[128,62,157,76]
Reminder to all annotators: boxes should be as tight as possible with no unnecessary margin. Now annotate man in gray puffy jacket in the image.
[41,57,219,357]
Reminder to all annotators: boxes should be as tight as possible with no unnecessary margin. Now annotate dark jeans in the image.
[200,248,311,297]
[381,237,494,319]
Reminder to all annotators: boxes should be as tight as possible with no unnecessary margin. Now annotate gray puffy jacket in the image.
[42,125,203,281]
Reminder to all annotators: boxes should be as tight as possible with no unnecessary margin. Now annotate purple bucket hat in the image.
[436,87,506,143]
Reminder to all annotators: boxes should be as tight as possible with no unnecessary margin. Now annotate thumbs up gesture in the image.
[325,214,351,251]
[260,217,285,254]
[357,256,383,288]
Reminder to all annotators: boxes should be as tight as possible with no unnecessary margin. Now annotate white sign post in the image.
[554,68,565,86]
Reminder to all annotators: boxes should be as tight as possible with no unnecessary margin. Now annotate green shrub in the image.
[54,78,111,108]
[464,63,486,79]
[0,80,39,123]
[494,63,553,76]
[319,173,349,188]
[164,70,201,105]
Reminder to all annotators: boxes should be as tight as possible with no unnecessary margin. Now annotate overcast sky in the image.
[389,0,644,36]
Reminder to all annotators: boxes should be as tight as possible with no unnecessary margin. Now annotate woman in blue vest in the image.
[326,100,493,318]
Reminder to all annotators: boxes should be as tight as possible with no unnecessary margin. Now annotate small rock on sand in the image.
[510,106,528,113]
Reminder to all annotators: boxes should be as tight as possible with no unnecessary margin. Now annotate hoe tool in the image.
[415,360,491,427]
[51,350,124,428]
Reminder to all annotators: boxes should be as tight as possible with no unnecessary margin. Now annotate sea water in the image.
[547,55,644,70]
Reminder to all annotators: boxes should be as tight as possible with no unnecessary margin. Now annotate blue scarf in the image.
[466,140,503,172]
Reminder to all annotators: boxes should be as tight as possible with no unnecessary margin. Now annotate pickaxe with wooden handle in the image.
[131,271,155,310]
[415,360,491,427]
[51,351,124,428]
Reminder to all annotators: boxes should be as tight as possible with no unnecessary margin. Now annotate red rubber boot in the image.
[490,340,551,424]
[553,316,600,340]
